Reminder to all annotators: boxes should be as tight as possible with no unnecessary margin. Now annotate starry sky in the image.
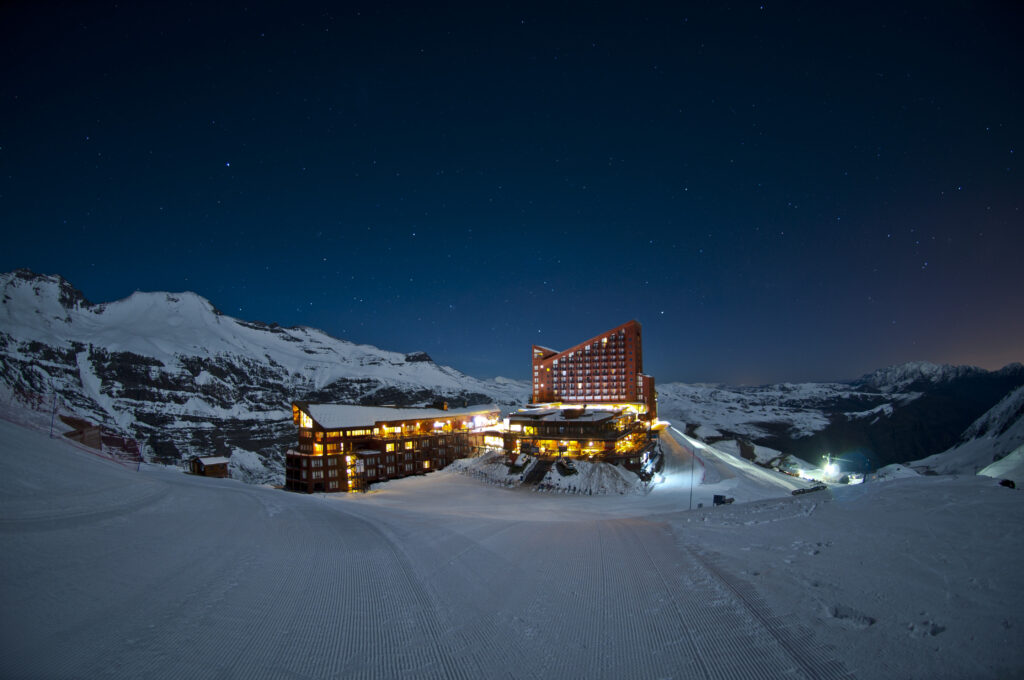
[2,2,1021,384]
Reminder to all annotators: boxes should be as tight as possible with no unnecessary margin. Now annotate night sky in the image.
[2,2,1021,384]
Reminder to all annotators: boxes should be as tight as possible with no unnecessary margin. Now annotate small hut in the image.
[60,415,103,450]
[189,456,231,478]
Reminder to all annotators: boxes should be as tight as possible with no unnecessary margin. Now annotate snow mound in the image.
[875,464,920,481]
[537,459,644,496]
[446,450,520,488]
[448,451,646,495]
[228,449,282,486]
[694,424,723,440]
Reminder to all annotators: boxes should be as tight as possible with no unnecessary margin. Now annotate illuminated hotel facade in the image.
[531,320,656,419]
[286,402,502,493]
[506,320,660,469]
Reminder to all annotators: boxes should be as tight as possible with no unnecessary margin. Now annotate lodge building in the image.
[506,320,662,471]
[285,402,502,493]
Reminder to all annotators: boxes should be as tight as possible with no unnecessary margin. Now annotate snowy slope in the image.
[2,417,1021,679]
[909,385,1024,480]
[657,361,1024,471]
[656,381,842,439]
[0,269,529,475]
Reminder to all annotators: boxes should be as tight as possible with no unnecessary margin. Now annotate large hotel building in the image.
[284,320,660,492]
[503,320,661,469]
[530,320,656,419]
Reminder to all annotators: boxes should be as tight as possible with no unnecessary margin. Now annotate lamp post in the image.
[688,442,695,511]
[48,379,57,438]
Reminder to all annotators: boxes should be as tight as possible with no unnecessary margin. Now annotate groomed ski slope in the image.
[2,419,1022,679]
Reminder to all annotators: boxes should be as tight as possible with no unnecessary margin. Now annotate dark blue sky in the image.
[2,2,1021,384]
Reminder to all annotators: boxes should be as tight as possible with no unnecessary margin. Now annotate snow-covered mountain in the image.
[3,269,1021,479]
[856,361,992,392]
[657,361,1024,471]
[0,270,529,479]
[907,385,1024,480]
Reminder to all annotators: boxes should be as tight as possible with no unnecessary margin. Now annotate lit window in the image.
[386,443,396,452]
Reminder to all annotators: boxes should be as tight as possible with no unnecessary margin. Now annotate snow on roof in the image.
[304,403,500,429]
[509,407,623,423]
[197,456,231,465]
[512,408,562,418]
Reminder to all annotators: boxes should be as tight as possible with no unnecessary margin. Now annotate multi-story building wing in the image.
[506,406,650,459]
[286,403,502,493]
[531,320,656,419]
[505,320,662,474]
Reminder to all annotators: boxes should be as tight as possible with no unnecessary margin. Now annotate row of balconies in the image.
[376,429,473,440]
[301,427,480,443]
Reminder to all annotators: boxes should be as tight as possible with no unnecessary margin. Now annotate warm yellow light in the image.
[299,411,313,428]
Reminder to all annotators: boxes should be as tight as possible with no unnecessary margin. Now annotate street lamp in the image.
[688,442,695,510]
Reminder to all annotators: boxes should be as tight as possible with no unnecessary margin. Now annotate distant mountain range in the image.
[2,269,1021,484]
[656,361,1024,473]
[0,269,528,482]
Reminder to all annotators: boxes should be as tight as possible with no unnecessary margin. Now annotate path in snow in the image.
[2,419,849,679]
[4,419,1021,679]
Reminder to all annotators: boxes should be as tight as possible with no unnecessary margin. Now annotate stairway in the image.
[522,458,553,486]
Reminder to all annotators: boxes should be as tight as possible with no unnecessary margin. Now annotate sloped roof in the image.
[197,456,231,465]
[303,403,501,429]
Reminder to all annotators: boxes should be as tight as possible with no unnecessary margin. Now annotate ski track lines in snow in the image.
[683,547,853,680]
[2,419,856,680]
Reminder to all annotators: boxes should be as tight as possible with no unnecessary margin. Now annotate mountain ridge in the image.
[2,269,1021,480]
[0,269,529,482]
[656,361,1024,471]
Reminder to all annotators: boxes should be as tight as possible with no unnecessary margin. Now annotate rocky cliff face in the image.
[0,270,529,482]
